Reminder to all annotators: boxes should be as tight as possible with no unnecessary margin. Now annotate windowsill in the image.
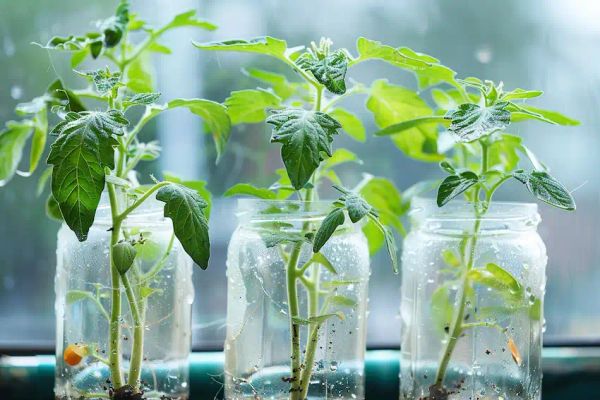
[1,348,599,399]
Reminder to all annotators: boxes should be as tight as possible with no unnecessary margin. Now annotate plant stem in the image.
[433,216,481,386]
[286,242,304,399]
[434,141,490,388]
[117,181,171,222]
[122,273,144,387]
[298,264,321,399]
[107,182,124,389]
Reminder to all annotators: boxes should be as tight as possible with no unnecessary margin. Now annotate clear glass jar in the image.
[225,200,370,400]
[400,198,547,400]
[55,196,194,400]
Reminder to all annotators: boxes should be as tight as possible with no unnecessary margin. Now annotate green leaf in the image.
[126,53,154,93]
[367,80,442,162]
[310,252,337,275]
[147,42,171,54]
[0,121,32,186]
[353,38,458,89]
[46,79,87,113]
[321,279,361,289]
[261,231,307,248]
[162,172,213,218]
[512,170,575,210]
[509,104,579,126]
[431,88,476,110]
[76,68,122,94]
[140,286,162,299]
[267,108,341,190]
[66,290,96,305]
[329,295,357,308]
[487,133,522,172]
[431,285,453,334]
[382,225,399,274]
[123,92,161,109]
[296,49,348,94]
[27,109,48,176]
[243,68,301,100]
[468,263,523,303]
[437,171,479,207]
[112,242,137,275]
[446,102,511,142]
[131,141,161,161]
[485,263,522,295]
[37,166,53,196]
[529,297,542,321]
[441,249,461,268]
[328,108,366,142]
[161,10,217,31]
[193,36,288,59]
[269,168,296,199]
[374,116,448,138]
[135,239,161,262]
[48,111,128,240]
[165,99,231,161]
[321,148,361,171]
[100,0,129,48]
[36,33,104,64]
[501,88,543,101]
[224,88,281,125]
[293,312,345,326]
[156,183,210,269]
[45,193,63,221]
[362,219,384,255]
[224,183,276,199]
[313,208,346,252]
[342,191,372,223]
[354,37,430,69]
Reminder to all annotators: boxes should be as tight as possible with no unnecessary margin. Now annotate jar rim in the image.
[410,197,540,224]
[236,199,336,222]
[93,192,168,227]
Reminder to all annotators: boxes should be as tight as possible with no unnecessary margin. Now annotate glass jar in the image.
[55,196,194,400]
[400,198,547,400]
[225,200,370,399]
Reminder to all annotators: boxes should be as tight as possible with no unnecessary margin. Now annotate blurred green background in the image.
[0,0,598,350]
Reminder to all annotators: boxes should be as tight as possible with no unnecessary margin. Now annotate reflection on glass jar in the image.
[55,196,194,400]
[400,198,547,400]
[225,200,370,399]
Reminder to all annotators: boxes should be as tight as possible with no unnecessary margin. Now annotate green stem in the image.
[107,183,124,389]
[434,141,490,388]
[141,233,175,283]
[314,85,323,112]
[286,242,304,399]
[117,181,170,222]
[433,216,481,387]
[321,84,366,112]
[298,264,321,399]
[122,273,144,388]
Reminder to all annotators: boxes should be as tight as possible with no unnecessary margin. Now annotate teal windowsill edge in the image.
[1,348,600,399]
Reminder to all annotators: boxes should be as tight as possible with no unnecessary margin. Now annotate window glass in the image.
[0,0,598,350]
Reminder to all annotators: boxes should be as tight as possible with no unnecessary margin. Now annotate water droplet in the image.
[329,361,338,371]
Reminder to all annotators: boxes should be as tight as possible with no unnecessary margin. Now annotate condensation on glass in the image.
[400,198,547,400]
[225,200,370,399]
[55,197,194,400]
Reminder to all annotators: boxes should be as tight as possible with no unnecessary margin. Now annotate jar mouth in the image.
[410,197,541,233]
[237,199,336,223]
[93,192,168,227]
